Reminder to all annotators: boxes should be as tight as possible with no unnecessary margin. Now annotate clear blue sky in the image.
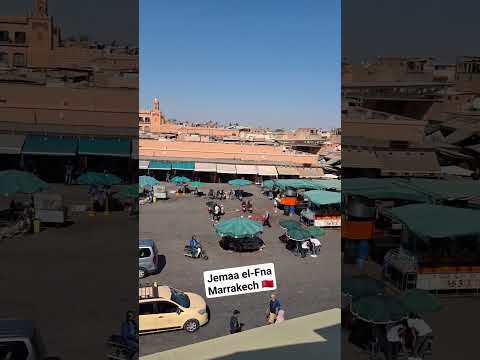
[140,0,340,128]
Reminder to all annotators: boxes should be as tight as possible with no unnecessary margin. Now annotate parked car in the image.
[139,284,209,334]
[0,319,60,360]
[139,239,159,279]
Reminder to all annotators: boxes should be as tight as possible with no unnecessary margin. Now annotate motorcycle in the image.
[184,245,208,260]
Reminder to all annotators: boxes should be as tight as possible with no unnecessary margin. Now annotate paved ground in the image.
[139,183,340,355]
[0,185,137,360]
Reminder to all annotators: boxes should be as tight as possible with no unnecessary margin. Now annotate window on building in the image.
[15,32,26,44]
[0,31,9,42]
[13,53,26,66]
[139,117,143,123]
[145,117,151,123]
[0,52,8,65]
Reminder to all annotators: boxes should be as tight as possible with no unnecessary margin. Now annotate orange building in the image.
[0,0,137,72]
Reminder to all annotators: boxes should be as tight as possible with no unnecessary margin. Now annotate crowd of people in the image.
[349,313,433,360]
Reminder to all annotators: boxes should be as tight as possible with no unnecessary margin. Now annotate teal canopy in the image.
[171,162,195,170]
[306,226,326,238]
[22,135,77,156]
[0,170,48,196]
[139,175,160,188]
[262,180,275,189]
[77,172,122,186]
[351,294,409,324]
[399,289,442,314]
[279,219,302,230]
[342,276,385,300]
[286,227,311,242]
[78,137,130,157]
[114,184,140,199]
[228,179,253,187]
[171,176,191,183]
[148,161,171,170]
[342,178,428,202]
[387,204,480,239]
[189,181,204,188]
[303,190,341,206]
[311,179,342,191]
[215,217,263,238]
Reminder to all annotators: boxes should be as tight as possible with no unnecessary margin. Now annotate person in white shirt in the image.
[407,314,432,357]
[309,237,322,257]
[386,323,406,360]
[300,240,310,258]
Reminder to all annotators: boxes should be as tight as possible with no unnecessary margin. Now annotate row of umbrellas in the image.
[343,276,442,324]
[140,175,253,189]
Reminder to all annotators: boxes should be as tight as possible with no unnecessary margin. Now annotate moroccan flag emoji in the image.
[262,280,275,288]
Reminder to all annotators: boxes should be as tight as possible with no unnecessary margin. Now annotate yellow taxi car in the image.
[139,283,209,334]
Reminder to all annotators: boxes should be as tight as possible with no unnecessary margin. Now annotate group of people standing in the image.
[300,236,322,258]
[229,293,285,334]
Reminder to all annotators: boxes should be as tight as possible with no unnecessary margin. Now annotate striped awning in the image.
[257,165,278,176]
[0,134,25,154]
[195,162,217,172]
[171,161,195,170]
[149,160,171,170]
[298,167,325,178]
[276,166,300,176]
[139,160,150,169]
[236,164,258,175]
[217,164,237,174]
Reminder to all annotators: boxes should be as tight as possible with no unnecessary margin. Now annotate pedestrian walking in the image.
[214,204,221,222]
[220,204,225,215]
[241,200,247,213]
[310,237,322,257]
[229,310,243,334]
[263,210,272,228]
[166,172,170,183]
[265,293,282,324]
[64,161,73,185]
[273,198,278,213]
[247,200,253,213]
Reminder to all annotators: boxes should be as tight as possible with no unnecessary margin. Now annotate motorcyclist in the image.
[188,235,201,258]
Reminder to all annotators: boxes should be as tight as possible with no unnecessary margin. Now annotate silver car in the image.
[139,239,159,279]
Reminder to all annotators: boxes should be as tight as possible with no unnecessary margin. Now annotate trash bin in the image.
[33,219,40,233]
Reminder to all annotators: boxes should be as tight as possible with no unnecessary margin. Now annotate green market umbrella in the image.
[171,176,191,184]
[215,217,263,238]
[77,172,122,186]
[286,227,311,242]
[399,289,442,314]
[342,276,385,300]
[279,219,302,230]
[228,179,253,187]
[351,294,409,324]
[262,180,275,189]
[139,175,160,188]
[113,184,140,199]
[0,170,48,196]
[189,181,204,188]
[306,226,326,238]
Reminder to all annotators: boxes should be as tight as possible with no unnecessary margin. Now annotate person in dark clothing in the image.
[263,210,272,227]
[121,311,138,359]
[229,310,243,334]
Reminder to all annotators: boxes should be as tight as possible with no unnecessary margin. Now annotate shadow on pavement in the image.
[211,324,340,360]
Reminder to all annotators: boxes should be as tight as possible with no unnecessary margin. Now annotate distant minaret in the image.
[153,98,160,112]
[34,0,48,17]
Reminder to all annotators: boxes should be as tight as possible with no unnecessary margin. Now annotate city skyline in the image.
[140,0,340,128]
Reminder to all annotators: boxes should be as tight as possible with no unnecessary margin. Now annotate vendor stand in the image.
[301,190,341,227]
